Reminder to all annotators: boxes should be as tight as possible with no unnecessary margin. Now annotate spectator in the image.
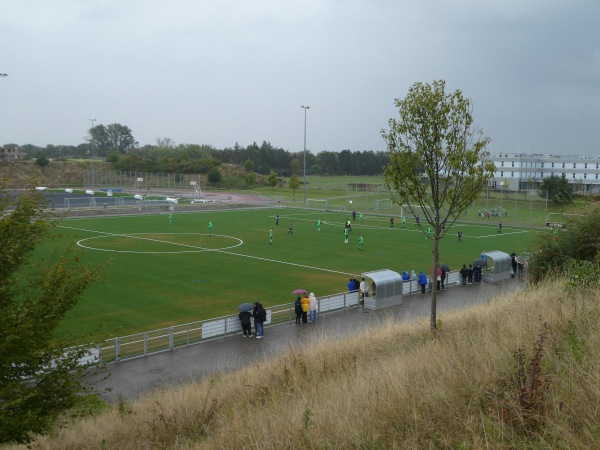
[347,278,355,292]
[301,294,309,324]
[308,292,318,322]
[418,271,428,294]
[467,264,474,284]
[253,302,266,338]
[239,310,253,337]
[460,264,469,285]
[294,297,302,324]
[359,277,368,306]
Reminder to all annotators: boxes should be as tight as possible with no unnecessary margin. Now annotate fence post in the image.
[115,337,120,363]
[169,327,174,350]
[144,332,148,356]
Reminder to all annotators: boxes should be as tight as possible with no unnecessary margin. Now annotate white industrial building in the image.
[485,153,600,194]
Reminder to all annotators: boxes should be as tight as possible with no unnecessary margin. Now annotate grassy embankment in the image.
[7,279,599,449]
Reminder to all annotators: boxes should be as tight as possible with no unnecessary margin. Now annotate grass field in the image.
[43,206,544,342]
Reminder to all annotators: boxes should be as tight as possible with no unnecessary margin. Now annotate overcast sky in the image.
[1,0,599,156]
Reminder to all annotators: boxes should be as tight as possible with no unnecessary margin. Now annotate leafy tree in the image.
[90,123,138,156]
[267,172,277,192]
[288,174,300,201]
[208,166,222,184]
[537,174,574,211]
[243,159,254,173]
[0,185,103,444]
[290,158,301,176]
[244,173,256,186]
[381,80,494,332]
[34,153,49,168]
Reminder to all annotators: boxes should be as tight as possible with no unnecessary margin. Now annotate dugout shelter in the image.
[481,250,512,282]
[361,269,403,311]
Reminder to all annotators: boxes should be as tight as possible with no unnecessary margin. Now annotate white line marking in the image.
[59,225,355,275]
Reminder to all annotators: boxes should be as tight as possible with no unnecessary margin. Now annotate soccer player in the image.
[497,221,503,234]
[352,210,356,221]
[316,219,321,231]
[269,228,273,245]
[344,226,349,244]
[288,221,293,235]
[401,216,406,228]
[275,214,280,225]
[426,227,431,239]
[359,212,363,221]
[457,230,463,242]
[168,212,173,224]
[390,217,394,228]
[415,216,420,227]
[208,221,213,236]
[358,235,364,250]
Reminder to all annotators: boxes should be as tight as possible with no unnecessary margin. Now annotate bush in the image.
[529,204,600,284]
[207,167,222,184]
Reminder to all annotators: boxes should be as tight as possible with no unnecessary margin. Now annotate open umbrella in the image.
[440,263,450,272]
[472,259,485,268]
[292,289,307,295]
[238,302,254,313]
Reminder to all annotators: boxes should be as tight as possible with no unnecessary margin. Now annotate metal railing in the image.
[93,269,502,365]
[98,290,360,364]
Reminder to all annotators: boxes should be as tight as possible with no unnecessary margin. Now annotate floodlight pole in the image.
[300,105,309,203]
[89,118,96,187]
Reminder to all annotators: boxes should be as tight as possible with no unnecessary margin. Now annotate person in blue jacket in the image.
[418,271,428,294]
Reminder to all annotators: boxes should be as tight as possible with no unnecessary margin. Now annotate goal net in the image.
[307,199,329,211]
[375,198,392,210]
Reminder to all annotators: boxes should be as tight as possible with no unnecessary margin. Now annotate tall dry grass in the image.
[6,280,600,449]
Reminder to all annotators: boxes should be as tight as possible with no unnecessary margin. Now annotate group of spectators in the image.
[238,302,267,338]
[294,293,318,324]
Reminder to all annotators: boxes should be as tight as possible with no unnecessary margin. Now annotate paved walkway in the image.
[89,279,525,403]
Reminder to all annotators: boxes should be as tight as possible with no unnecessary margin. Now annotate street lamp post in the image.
[300,105,309,203]
[89,119,96,187]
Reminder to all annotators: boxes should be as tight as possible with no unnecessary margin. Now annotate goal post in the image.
[375,198,392,211]
[307,199,329,211]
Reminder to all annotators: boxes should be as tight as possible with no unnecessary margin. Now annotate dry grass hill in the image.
[0,160,111,188]
[4,280,600,449]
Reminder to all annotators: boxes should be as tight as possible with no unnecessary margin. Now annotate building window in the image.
[573,163,576,168]
[511,172,514,177]
[541,162,544,168]
[501,162,504,167]
[500,171,504,177]
[584,173,587,179]
[512,162,515,167]
[573,173,576,179]
[551,162,554,168]
[562,173,565,177]
[562,163,565,168]
[540,172,544,177]
[584,163,588,169]
[596,164,599,169]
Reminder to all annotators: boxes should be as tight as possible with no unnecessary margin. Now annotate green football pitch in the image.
[48,207,543,341]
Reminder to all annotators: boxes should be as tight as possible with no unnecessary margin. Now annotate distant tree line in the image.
[3,124,389,176]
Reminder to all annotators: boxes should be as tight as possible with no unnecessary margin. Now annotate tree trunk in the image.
[430,233,440,333]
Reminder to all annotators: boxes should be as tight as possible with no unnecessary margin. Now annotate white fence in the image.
[98,291,360,364]
[92,271,469,366]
